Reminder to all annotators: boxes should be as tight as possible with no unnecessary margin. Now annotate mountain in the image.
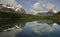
[0,4,26,13]
[0,4,26,18]
[34,10,54,16]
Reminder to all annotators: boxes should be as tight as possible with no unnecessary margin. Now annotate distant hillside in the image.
[0,4,26,13]
[0,4,27,18]
[49,11,60,24]
[0,4,60,24]
[34,9,54,16]
[50,11,60,19]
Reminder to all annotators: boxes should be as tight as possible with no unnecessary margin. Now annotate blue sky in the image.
[16,0,38,12]
[16,0,60,13]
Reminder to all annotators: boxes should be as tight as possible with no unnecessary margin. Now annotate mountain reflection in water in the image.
[0,19,26,37]
[0,20,60,37]
[15,20,60,37]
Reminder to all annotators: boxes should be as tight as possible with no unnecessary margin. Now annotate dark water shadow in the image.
[0,19,28,32]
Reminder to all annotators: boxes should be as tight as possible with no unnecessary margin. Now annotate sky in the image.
[16,0,38,12]
[0,0,18,7]
[0,0,60,14]
[16,0,60,14]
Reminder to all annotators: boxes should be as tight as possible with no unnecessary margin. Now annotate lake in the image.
[0,20,60,37]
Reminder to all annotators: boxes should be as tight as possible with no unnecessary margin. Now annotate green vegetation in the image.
[0,10,60,31]
[0,10,47,20]
[49,11,60,24]
[0,10,60,23]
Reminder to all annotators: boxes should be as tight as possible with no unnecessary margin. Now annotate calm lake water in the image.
[0,20,60,37]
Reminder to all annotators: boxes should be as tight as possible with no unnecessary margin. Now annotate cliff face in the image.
[0,4,26,13]
[0,4,26,18]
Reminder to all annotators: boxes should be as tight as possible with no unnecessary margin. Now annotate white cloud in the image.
[30,0,58,14]
[0,0,22,7]
[44,3,55,10]
[32,3,40,10]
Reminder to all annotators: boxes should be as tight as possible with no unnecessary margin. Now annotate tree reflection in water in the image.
[15,20,60,37]
[0,19,60,37]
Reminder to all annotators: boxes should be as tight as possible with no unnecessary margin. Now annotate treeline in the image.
[0,11,20,18]
[50,11,60,20]
[49,11,60,24]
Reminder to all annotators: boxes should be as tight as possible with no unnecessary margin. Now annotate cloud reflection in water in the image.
[16,21,60,37]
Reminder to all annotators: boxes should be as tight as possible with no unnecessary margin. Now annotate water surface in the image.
[0,20,60,37]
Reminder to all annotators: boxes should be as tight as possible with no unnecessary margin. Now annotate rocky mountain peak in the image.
[0,4,26,13]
